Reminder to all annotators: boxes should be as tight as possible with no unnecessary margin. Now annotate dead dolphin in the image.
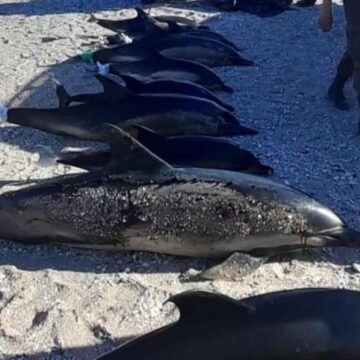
[92,34,254,68]
[89,8,205,39]
[55,74,234,113]
[0,89,256,140]
[101,53,233,93]
[120,74,235,112]
[36,125,272,176]
[212,0,295,16]
[53,75,133,108]
[162,21,239,50]
[95,288,360,359]
[0,125,360,282]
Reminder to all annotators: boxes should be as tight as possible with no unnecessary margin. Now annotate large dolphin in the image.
[96,288,360,359]
[36,125,272,176]
[0,125,359,281]
[91,34,254,67]
[0,85,256,140]
[101,53,233,92]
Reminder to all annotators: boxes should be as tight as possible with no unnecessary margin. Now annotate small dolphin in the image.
[0,84,255,140]
[95,288,360,360]
[102,53,233,93]
[0,126,360,282]
[120,74,235,112]
[92,33,254,68]
[36,125,272,176]
[160,21,239,50]
[54,73,234,112]
[213,0,294,16]
[90,8,203,39]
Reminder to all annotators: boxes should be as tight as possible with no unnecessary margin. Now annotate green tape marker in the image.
[80,51,93,63]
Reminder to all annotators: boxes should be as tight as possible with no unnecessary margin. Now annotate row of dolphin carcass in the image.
[0,8,359,278]
[0,6,360,360]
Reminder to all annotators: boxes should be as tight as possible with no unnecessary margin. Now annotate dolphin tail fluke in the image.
[88,14,98,23]
[221,84,234,94]
[51,78,71,108]
[219,123,258,136]
[222,103,235,112]
[235,56,255,67]
[321,227,360,248]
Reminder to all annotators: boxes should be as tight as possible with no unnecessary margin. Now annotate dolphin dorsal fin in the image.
[104,124,173,174]
[95,74,135,98]
[135,7,147,18]
[167,291,252,323]
[132,125,167,146]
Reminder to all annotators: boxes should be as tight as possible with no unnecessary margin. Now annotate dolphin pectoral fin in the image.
[94,74,135,99]
[103,124,174,174]
[180,253,267,282]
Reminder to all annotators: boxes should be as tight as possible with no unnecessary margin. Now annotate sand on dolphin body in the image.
[0,1,360,360]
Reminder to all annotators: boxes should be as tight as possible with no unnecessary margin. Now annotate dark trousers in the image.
[343,0,360,103]
[336,51,353,83]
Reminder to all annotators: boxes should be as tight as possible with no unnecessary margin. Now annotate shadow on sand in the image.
[3,336,135,360]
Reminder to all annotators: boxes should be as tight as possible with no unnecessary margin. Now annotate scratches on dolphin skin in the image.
[17,179,308,256]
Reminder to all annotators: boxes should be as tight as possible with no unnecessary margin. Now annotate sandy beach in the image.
[1,0,360,359]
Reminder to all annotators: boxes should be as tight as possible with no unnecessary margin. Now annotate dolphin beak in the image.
[308,227,360,248]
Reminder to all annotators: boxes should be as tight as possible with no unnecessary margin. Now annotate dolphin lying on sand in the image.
[0,125,359,282]
[36,125,272,176]
[57,73,234,113]
[96,288,360,359]
[0,84,256,140]
[91,33,254,68]
[99,53,233,93]
[89,8,206,39]
[120,74,234,111]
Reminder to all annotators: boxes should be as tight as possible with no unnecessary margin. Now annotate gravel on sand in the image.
[0,1,360,359]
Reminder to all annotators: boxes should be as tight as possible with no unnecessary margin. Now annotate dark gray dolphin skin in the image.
[95,288,360,359]
[162,21,239,50]
[37,125,272,176]
[92,34,254,68]
[55,74,234,112]
[1,126,360,282]
[103,18,235,49]
[212,0,295,16]
[120,74,235,112]
[1,85,256,140]
[89,7,206,39]
[104,53,233,93]
[53,75,133,108]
